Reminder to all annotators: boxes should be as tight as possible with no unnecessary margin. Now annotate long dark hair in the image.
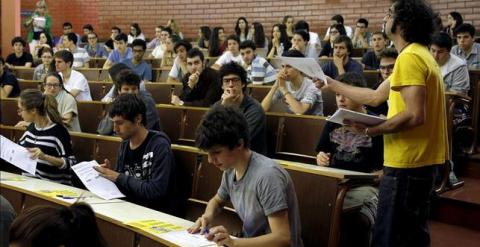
[198,26,211,49]
[39,31,54,49]
[130,23,142,36]
[19,89,63,126]
[252,22,266,48]
[235,17,249,37]
[43,72,75,99]
[9,203,107,247]
[209,27,224,57]
[268,24,291,52]
[449,11,463,29]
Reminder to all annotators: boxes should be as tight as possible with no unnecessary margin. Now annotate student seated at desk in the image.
[189,105,303,247]
[211,35,243,70]
[9,203,107,247]
[315,72,383,247]
[103,33,132,69]
[166,39,192,83]
[16,89,76,185]
[214,62,267,155]
[261,49,323,116]
[171,48,222,107]
[97,66,161,135]
[95,94,183,216]
[5,36,33,69]
[55,50,92,101]
[0,57,20,98]
[122,39,152,82]
[240,40,276,85]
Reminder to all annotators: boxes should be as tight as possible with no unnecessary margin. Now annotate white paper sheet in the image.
[159,230,216,247]
[327,108,386,126]
[279,57,326,81]
[71,161,125,200]
[0,135,37,175]
[33,16,46,31]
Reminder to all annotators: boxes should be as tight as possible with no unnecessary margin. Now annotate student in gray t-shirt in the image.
[188,105,303,247]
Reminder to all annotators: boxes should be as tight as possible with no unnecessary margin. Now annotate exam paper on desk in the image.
[72,161,125,200]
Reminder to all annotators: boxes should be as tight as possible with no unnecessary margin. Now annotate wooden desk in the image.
[0,171,212,247]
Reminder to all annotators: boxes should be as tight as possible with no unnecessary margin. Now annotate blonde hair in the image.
[20,89,63,126]
[168,19,180,33]
[36,0,48,15]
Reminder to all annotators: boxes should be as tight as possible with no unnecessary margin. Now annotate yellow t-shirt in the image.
[384,43,448,168]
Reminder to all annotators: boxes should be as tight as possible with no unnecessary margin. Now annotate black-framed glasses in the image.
[222,77,241,85]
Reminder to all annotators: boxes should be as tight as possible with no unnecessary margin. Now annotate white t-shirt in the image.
[72,47,90,69]
[60,70,92,101]
[214,51,243,66]
[168,57,187,81]
[127,33,146,44]
[151,44,166,59]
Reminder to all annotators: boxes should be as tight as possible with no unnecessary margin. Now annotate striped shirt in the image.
[19,123,76,185]
[246,55,277,85]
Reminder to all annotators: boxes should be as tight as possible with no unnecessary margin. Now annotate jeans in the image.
[372,165,438,247]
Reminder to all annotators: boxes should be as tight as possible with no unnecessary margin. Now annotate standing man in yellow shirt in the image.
[315,0,446,246]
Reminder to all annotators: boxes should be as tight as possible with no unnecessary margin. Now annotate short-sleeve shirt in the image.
[322,58,364,79]
[85,43,108,58]
[168,57,187,81]
[107,47,133,64]
[6,52,33,66]
[386,43,447,168]
[55,90,81,132]
[71,47,90,68]
[214,51,243,66]
[316,121,383,173]
[60,70,92,101]
[361,51,380,70]
[123,60,152,81]
[440,54,470,95]
[272,77,324,115]
[247,55,277,84]
[354,32,372,48]
[217,152,303,247]
[0,70,20,97]
[451,43,480,69]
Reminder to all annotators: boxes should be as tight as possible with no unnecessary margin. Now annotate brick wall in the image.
[20,0,480,42]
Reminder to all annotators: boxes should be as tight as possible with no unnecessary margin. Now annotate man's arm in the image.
[320,76,390,107]
[368,85,426,136]
[187,194,226,233]
[0,85,13,98]
[207,210,291,247]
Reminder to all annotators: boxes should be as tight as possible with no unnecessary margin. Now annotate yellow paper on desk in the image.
[126,220,184,235]
[0,177,27,181]
[38,189,79,198]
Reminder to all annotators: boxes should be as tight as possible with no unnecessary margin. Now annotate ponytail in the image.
[20,89,64,126]
[43,94,63,125]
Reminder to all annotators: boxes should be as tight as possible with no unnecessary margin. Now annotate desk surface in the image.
[0,171,214,247]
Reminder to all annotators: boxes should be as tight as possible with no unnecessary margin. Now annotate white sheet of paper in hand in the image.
[327,108,386,126]
[0,135,37,175]
[159,230,215,247]
[279,57,326,81]
[71,161,125,200]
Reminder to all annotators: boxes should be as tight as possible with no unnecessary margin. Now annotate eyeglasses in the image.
[222,77,241,85]
[379,64,395,70]
[44,83,60,88]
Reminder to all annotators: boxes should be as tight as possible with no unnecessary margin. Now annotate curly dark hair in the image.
[109,93,147,126]
[219,61,248,91]
[195,105,250,150]
[390,0,436,46]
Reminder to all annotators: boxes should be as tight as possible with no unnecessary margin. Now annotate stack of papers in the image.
[327,108,386,126]
[71,161,125,200]
[0,135,37,175]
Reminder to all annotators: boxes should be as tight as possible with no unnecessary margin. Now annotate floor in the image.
[430,221,480,247]
[441,177,480,205]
